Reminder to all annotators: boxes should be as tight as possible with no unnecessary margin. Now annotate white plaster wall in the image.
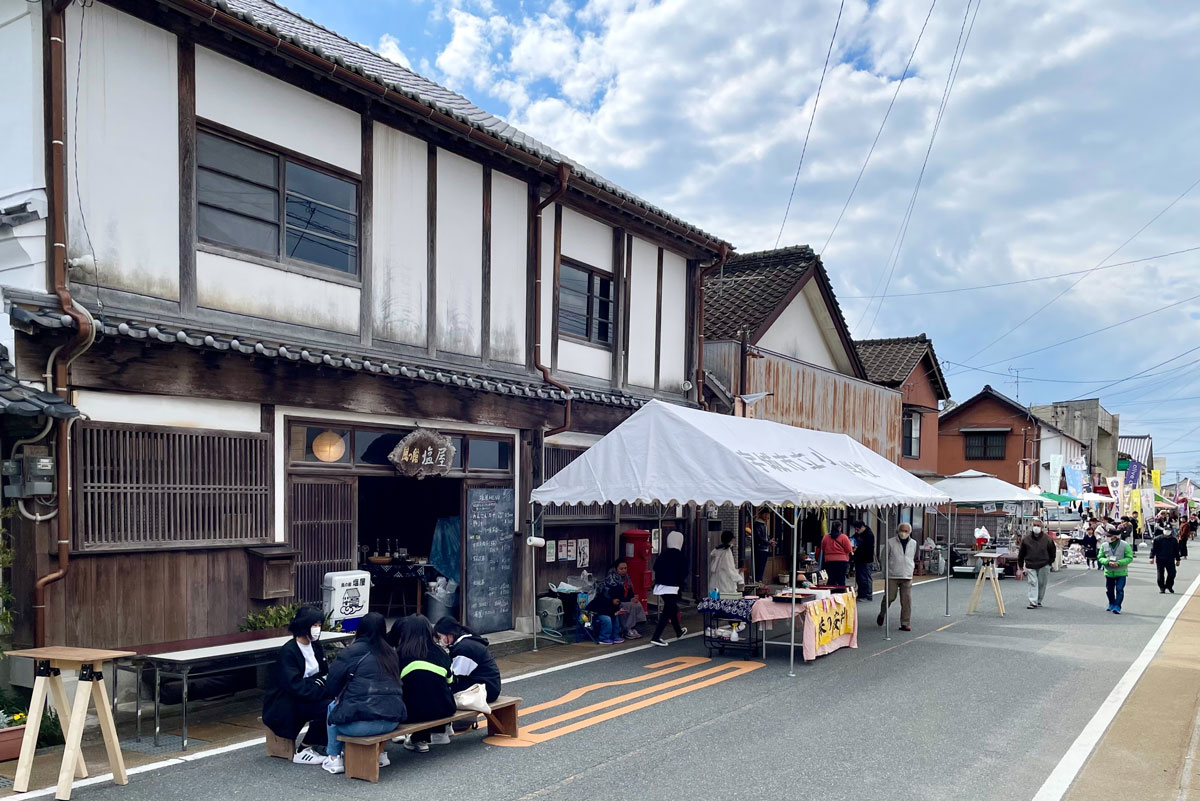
[74,390,261,432]
[0,1,42,200]
[490,171,527,365]
[538,205,556,363]
[755,284,837,369]
[195,48,360,173]
[197,250,359,334]
[372,123,427,346]
[66,3,179,300]
[557,338,611,380]
[627,236,658,388]
[560,207,612,271]
[435,149,482,356]
[658,250,687,391]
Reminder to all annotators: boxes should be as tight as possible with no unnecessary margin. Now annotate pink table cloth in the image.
[750,593,858,661]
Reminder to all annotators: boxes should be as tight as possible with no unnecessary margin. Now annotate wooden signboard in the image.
[464,487,515,633]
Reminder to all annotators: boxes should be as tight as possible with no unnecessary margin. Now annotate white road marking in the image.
[1031,568,1200,801]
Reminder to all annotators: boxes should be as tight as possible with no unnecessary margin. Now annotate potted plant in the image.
[0,711,27,761]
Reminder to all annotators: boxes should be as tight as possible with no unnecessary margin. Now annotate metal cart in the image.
[697,598,760,657]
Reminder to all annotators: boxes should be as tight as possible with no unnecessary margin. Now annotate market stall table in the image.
[966,552,1006,616]
[6,646,134,801]
[751,593,858,662]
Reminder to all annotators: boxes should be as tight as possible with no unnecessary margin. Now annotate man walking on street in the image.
[852,520,875,601]
[876,523,916,631]
[1018,518,1056,609]
[1101,527,1134,614]
[1149,520,1180,594]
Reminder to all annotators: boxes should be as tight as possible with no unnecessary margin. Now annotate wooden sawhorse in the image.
[6,647,135,800]
[966,553,1006,616]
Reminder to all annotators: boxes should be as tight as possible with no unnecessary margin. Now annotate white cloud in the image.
[377,34,411,69]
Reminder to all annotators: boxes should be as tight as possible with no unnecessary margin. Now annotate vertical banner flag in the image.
[1129,489,1141,525]
[1049,454,1065,494]
[1065,466,1084,499]
[1141,488,1155,521]
[1152,469,1162,493]
[1107,476,1122,514]
[1124,461,1142,488]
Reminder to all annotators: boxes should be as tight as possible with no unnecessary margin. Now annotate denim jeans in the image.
[1105,576,1127,610]
[325,701,400,758]
[855,562,874,600]
[593,614,620,642]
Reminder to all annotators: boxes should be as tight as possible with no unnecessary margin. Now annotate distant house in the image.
[940,385,1085,489]
[855,334,949,477]
[1030,399,1120,487]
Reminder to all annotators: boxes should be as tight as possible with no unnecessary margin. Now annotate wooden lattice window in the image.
[74,423,273,551]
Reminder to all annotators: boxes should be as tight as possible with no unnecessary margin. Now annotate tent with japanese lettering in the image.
[530,400,949,675]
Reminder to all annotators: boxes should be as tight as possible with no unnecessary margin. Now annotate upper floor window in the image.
[902,409,921,459]
[196,128,359,276]
[964,431,1006,460]
[559,260,614,347]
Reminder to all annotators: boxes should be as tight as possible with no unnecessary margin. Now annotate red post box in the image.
[622,529,653,612]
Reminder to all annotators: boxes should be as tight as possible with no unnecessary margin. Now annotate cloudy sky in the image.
[287,0,1199,480]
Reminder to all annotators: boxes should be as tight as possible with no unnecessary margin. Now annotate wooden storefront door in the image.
[290,477,356,603]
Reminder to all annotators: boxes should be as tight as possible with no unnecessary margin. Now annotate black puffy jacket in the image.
[262,639,328,739]
[447,634,501,702]
[653,548,686,589]
[325,639,407,726]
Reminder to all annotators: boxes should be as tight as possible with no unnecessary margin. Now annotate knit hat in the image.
[666,531,684,550]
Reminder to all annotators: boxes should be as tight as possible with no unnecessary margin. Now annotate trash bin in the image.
[322,569,370,631]
[425,594,456,621]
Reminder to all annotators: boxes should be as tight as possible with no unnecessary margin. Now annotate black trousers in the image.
[275,698,328,747]
[1156,561,1177,591]
[824,561,849,587]
[652,594,682,640]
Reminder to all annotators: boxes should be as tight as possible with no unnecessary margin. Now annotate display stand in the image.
[965,553,1005,616]
[6,647,135,800]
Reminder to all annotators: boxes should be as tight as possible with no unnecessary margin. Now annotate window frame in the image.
[557,257,616,349]
[195,120,362,284]
[902,408,921,459]
[964,432,1007,461]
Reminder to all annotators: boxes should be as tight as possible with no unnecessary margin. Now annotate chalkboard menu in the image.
[465,487,515,633]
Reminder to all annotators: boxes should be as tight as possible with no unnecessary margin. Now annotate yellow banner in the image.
[1129,489,1141,522]
[1152,470,1162,493]
[811,595,856,647]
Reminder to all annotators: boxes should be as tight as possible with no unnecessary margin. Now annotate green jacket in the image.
[1100,540,1134,577]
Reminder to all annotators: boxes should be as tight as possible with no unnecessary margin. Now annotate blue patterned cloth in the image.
[698,597,757,622]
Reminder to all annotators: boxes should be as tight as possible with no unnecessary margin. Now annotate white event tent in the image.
[928,470,1045,614]
[530,400,950,674]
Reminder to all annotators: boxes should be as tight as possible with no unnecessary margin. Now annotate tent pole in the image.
[883,508,890,641]
[945,504,952,616]
[788,505,798,678]
[532,504,540,652]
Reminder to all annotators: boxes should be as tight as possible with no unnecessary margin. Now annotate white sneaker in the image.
[677,627,689,639]
[378,751,391,768]
[293,746,324,766]
[391,734,408,744]
[650,638,668,647]
[321,755,344,774]
[403,739,430,753]
[431,728,452,746]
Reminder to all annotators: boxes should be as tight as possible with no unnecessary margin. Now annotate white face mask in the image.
[309,626,322,642]
[1032,526,1042,534]
[898,531,910,540]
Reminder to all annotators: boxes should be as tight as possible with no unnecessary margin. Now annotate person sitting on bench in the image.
[320,613,407,775]
[262,606,330,765]
[434,617,500,733]
[388,615,455,754]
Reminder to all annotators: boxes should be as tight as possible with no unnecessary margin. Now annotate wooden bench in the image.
[338,696,521,782]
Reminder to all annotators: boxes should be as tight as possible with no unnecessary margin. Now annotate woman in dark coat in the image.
[262,606,330,765]
[389,615,456,753]
[650,531,688,646]
[433,617,501,702]
[319,612,407,774]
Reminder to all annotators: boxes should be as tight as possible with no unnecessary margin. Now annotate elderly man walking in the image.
[1018,518,1056,609]
[876,523,917,632]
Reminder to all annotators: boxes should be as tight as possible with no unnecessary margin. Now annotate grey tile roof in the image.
[6,300,648,410]
[703,245,818,341]
[202,0,726,249]
[855,334,949,400]
[0,344,79,419]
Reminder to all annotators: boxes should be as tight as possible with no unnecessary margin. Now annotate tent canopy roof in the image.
[928,470,1045,505]
[530,400,949,508]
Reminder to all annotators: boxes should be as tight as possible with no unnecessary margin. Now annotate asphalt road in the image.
[61,556,1198,801]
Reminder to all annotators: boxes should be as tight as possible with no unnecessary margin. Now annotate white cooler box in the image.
[322,569,370,631]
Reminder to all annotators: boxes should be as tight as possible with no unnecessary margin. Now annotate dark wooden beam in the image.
[178,39,197,314]
[611,227,626,390]
[654,247,664,391]
[550,203,562,371]
[481,166,492,366]
[359,113,374,347]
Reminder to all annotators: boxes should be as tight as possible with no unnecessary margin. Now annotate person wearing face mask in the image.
[876,523,917,632]
[650,531,689,646]
[262,606,331,765]
[1017,519,1056,609]
[1101,527,1135,614]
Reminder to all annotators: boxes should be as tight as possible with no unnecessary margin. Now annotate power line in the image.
[774,0,846,249]
[821,0,937,256]
[842,246,1200,299]
[1158,424,1200,451]
[940,350,1198,384]
[955,176,1200,366]
[862,0,981,336]
[1064,347,1200,400]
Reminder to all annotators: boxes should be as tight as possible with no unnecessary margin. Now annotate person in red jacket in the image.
[818,521,854,587]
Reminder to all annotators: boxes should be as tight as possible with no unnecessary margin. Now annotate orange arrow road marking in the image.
[517,656,709,717]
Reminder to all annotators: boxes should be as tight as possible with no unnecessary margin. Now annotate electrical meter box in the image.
[2,448,55,499]
[321,569,370,630]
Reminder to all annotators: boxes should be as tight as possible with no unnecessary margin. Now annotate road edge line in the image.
[1031,568,1200,801]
